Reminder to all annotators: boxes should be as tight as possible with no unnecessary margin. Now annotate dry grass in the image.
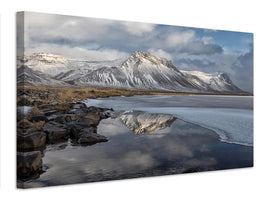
[17,86,149,103]
[17,85,252,104]
[26,105,44,119]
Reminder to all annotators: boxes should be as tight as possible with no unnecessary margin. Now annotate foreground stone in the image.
[17,151,43,179]
[71,102,87,109]
[17,130,46,151]
[17,102,112,146]
[54,114,80,123]
[43,121,69,143]
[29,115,48,123]
[74,128,108,145]
[77,113,102,128]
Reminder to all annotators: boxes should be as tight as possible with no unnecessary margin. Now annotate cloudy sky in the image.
[23,12,253,93]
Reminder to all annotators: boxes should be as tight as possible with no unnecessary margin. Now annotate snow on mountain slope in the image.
[17,65,68,86]
[119,112,176,134]
[181,70,242,92]
[17,51,245,94]
[20,53,70,76]
[57,51,206,91]
[18,53,127,76]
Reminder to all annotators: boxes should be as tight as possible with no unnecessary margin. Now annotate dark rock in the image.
[65,114,80,122]
[38,104,53,109]
[68,108,85,114]
[101,110,114,119]
[87,106,104,113]
[17,151,43,179]
[17,131,46,151]
[17,98,31,106]
[55,143,68,150]
[77,112,101,127]
[54,114,80,124]
[69,124,85,139]
[84,113,101,121]
[78,117,99,127]
[43,109,60,116]
[43,121,69,142]
[31,100,43,106]
[72,102,87,109]
[70,125,94,139]
[77,129,108,145]
[29,115,48,123]
[40,103,72,114]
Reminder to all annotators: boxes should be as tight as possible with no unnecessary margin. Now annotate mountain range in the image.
[17,51,245,94]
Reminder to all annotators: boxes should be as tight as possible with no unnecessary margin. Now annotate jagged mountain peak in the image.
[122,51,178,71]
[17,51,245,94]
[131,51,159,60]
[129,51,167,64]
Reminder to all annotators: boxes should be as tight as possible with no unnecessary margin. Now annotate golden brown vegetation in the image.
[26,105,44,119]
[18,85,252,104]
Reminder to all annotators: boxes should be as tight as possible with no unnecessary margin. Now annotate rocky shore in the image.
[17,88,113,182]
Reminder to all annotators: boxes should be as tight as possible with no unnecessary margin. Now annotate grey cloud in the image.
[25,12,155,48]
[25,43,129,61]
[172,50,253,93]
[23,12,252,93]
[25,12,197,56]
[180,41,223,55]
[231,47,253,93]
[176,58,217,68]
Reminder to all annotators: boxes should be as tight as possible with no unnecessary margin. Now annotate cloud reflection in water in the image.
[22,112,252,188]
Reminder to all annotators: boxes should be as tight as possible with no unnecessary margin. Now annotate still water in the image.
[22,95,253,188]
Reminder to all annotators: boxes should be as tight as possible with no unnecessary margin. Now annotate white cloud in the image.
[201,36,214,43]
[24,12,116,45]
[25,44,129,61]
[21,12,252,93]
[120,21,155,36]
[148,48,173,60]
[165,30,195,48]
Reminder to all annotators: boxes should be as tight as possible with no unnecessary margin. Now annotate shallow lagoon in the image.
[20,95,253,188]
[85,95,253,146]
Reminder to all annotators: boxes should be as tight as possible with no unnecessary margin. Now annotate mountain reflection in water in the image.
[119,112,176,134]
[20,110,253,188]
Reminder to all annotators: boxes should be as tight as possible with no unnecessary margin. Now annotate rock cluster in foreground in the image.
[17,90,113,181]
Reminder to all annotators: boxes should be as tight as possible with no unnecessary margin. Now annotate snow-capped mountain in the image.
[18,53,70,76]
[181,70,241,93]
[17,65,68,86]
[17,52,245,94]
